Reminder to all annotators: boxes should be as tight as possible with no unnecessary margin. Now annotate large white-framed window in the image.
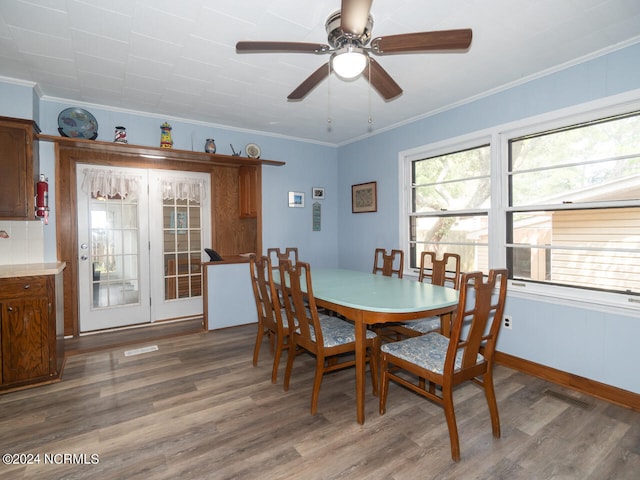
[506,111,640,296]
[400,135,493,274]
[399,92,640,314]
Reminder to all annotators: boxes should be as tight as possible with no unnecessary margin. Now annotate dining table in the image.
[302,268,459,424]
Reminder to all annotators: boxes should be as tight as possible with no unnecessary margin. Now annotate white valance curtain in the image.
[80,169,207,203]
[161,177,206,203]
[81,168,142,199]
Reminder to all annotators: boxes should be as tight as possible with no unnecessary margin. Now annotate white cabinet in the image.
[204,261,256,330]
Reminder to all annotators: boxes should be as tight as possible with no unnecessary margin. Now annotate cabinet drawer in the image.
[0,277,47,298]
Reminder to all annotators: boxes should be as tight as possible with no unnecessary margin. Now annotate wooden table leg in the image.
[441,312,452,337]
[354,314,366,424]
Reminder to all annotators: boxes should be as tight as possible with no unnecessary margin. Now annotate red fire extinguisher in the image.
[36,174,49,224]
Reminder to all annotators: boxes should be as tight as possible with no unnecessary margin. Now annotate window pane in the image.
[510,156,640,206]
[413,145,491,212]
[413,177,491,212]
[509,207,640,292]
[162,199,203,301]
[511,113,640,171]
[510,113,640,207]
[189,204,201,229]
[410,214,488,272]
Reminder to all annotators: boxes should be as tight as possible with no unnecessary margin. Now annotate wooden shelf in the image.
[37,134,285,167]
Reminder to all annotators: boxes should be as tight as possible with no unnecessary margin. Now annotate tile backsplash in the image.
[0,220,45,264]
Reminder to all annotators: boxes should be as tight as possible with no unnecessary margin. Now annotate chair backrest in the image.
[249,255,282,332]
[418,251,461,289]
[446,269,508,375]
[278,260,323,351]
[267,247,299,269]
[372,248,404,278]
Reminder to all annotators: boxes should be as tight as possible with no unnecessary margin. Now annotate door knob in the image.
[80,243,88,250]
[81,255,88,261]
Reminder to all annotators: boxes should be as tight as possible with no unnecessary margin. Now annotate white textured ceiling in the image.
[1,0,639,145]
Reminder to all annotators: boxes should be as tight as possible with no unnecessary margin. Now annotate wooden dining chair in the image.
[279,260,380,415]
[372,248,404,278]
[267,247,299,269]
[390,252,461,338]
[379,269,508,462]
[249,254,291,384]
[267,247,300,305]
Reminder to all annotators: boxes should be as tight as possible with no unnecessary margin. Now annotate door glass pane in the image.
[163,197,203,301]
[90,195,140,308]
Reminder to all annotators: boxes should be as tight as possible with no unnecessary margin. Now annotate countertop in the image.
[0,262,66,278]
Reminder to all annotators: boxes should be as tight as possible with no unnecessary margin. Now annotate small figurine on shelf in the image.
[230,144,241,156]
[205,138,216,154]
[160,122,173,148]
[114,126,127,143]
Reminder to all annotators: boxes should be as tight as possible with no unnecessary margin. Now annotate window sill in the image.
[507,280,640,317]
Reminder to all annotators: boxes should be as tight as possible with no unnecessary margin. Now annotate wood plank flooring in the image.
[1,324,639,479]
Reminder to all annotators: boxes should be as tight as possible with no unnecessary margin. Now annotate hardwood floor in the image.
[1,323,638,479]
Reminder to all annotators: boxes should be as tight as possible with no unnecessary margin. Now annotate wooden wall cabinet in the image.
[238,165,258,218]
[0,116,40,220]
[0,274,64,390]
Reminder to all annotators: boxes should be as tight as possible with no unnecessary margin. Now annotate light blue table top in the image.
[308,268,459,313]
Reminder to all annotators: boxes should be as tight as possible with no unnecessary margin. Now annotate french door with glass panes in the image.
[77,166,210,332]
[148,170,210,322]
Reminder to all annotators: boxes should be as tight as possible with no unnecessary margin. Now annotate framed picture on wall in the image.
[288,191,304,208]
[351,181,377,213]
[312,187,325,199]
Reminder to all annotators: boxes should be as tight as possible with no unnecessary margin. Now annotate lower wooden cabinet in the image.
[0,274,64,390]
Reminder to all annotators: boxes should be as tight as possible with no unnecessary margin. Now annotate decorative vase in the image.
[114,126,127,143]
[205,138,216,154]
[160,122,173,148]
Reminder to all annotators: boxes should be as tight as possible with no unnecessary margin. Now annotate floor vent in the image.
[543,389,593,410]
[124,345,159,357]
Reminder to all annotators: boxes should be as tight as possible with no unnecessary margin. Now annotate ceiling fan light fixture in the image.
[332,47,367,79]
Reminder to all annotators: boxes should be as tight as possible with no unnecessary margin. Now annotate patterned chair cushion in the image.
[381,332,484,374]
[281,307,300,327]
[309,316,377,348]
[400,316,440,333]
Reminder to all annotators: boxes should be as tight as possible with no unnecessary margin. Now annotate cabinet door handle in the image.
[7,306,13,311]
[23,284,31,289]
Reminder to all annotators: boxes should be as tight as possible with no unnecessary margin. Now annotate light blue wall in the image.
[0,79,36,119]
[336,42,640,394]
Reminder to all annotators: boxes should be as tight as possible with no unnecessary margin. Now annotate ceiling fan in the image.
[236,0,472,101]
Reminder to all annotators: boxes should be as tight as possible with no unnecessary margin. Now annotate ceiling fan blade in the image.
[363,58,402,101]
[287,62,330,100]
[370,29,472,54]
[340,0,373,36]
[236,41,330,53]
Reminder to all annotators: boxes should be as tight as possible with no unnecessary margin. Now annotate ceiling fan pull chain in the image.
[327,61,333,131]
[367,57,373,128]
